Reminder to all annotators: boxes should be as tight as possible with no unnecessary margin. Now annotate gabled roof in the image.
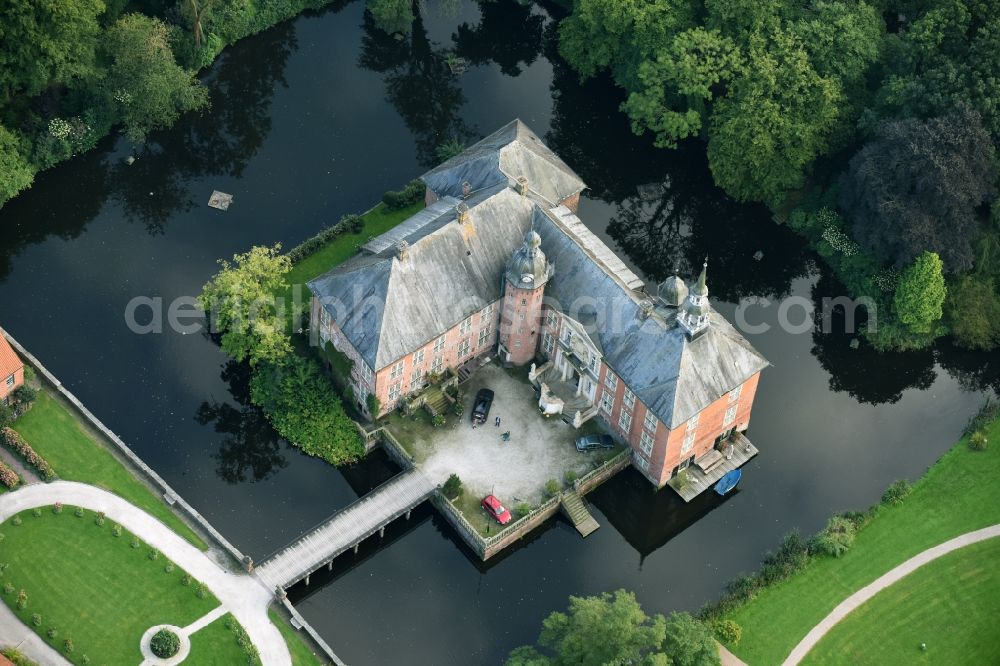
[532,207,768,429]
[309,188,535,369]
[420,119,586,206]
[0,335,22,380]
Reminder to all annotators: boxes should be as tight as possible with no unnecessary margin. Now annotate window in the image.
[414,349,424,365]
[460,317,472,335]
[546,312,555,327]
[618,410,632,433]
[518,312,525,320]
[482,303,495,318]
[588,356,599,373]
[600,392,613,413]
[431,356,443,374]
[643,411,658,433]
[562,328,574,344]
[605,371,618,391]
[623,388,635,410]
[458,339,471,357]
[634,452,649,471]
[681,430,696,455]
[410,370,423,391]
[729,384,743,403]
[434,335,446,353]
[4,374,13,388]
[521,298,527,306]
[478,328,490,346]
[724,404,738,426]
[388,382,401,402]
[640,430,654,455]
[390,361,404,379]
[542,332,554,355]
[686,413,699,431]
[514,340,522,348]
[360,362,373,383]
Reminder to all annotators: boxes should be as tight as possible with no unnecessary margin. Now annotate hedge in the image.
[0,460,19,489]
[1,428,55,481]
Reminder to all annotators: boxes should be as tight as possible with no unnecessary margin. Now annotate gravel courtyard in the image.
[404,363,613,505]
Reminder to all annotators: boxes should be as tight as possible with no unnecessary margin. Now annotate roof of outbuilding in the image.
[420,119,586,206]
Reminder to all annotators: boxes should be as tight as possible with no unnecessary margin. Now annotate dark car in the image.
[471,388,495,424]
[575,433,615,452]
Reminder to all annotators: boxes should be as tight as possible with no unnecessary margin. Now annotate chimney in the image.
[395,240,409,261]
[516,176,529,195]
[638,299,654,320]
[456,202,470,225]
[462,181,471,198]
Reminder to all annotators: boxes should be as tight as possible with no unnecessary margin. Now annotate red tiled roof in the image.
[0,335,23,379]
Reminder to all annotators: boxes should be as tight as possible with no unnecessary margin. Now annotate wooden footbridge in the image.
[254,469,435,592]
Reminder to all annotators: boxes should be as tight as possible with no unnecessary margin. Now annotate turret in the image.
[499,230,551,365]
[677,261,711,339]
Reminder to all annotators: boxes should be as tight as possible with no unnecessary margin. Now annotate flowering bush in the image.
[821,225,860,257]
[53,502,62,515]
[0,461,19,489]
[63,639,74,654]
[17,590,27,610]
[1,428,55,480]
[150,629,180,658]
[48,118,72,140]
[94,512,105,526]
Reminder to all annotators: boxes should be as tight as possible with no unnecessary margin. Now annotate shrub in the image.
[74,507,85,518]
[381,179,424,210]
[969,430,988,451]
[52,503,62,515]
[451,401,464,416]
[149,629,180,658]
[94,512,105,526]
[16,590,26,610]
[881,479,912,506]
[564,470,579,485]
[164,562,175,573]
[713,619,742,645]
[12,386,37,408]
[812,516,856,557]
[63,639,74,654]
[544,479,560,498]
[441,474,462,500]
[0,427,55,480]
[131,538,141,549]
[11,516,21,526]
[431,414,446,427]
[112,524,122,537]
[3,583,14,595]
[181,574,192,586]
[0,533,4,542]
[30,613,41,626]
[341,213,364,234]
[963,398,998,437]
[195,585,208,599]
[514,503,531,518]
[31,508,40,518]
[46,627,57,639]
[81,655,91,664]
[0,461,19,489]
[149,549,160,561]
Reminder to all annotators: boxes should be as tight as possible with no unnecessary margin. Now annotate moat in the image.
[0,2,994,664]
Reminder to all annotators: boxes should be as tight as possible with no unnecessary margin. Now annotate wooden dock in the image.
[667,432,758,502]
[560,490,600,537]
[255,469,435,591]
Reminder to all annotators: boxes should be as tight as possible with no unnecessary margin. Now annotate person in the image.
[495,415,501,428]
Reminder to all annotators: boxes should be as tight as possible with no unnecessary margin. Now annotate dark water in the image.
[0,2,995,663]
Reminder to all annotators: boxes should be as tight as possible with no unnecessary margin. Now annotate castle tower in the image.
[677,261,711,339]
[499,230,551,366]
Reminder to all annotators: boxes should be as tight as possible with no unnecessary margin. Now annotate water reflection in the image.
[453,0,545,76]
[196,361,288,484]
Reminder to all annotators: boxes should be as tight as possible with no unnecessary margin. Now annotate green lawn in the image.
[282,200,424,301]
[187,612,261,665]
[269,608,326,666]
[724,417,1000,664]
[0,508,218,665]
[802,537,1000,665]
[12,391,206,549]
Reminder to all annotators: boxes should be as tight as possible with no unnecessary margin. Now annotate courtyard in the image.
[387,363,619,510]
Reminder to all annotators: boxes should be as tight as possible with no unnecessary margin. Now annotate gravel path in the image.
[782,523,1000,665]
[0,481,291,666]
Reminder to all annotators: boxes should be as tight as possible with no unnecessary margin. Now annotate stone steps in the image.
[560,490,600,537]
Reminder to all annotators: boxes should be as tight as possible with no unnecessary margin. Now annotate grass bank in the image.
[187,612,261,666]
[0,507,218,664]
[722,415,1000,664]
[269,609,325,666]
[12,390,206,549]
[802,537,1000,665]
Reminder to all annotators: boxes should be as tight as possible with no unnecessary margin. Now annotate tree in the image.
[102,13,209,142]
[506,590,671,666]
[663,612,721,666]
[366,0,414,35]
[441,473,462,499]
[0,126,33,207]
[946,276,1000,350]
[706,28,841,206]
[0,0,104,98]
[894,252,947,334]
[198,244,293,367]
[839,105,997,271]
[623,28,742,148]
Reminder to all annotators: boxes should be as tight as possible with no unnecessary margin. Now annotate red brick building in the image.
[308,120,767,499]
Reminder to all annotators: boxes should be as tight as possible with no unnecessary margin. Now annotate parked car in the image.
[481,494,512,525]
[471,388,494,424]
[575,433,615,452]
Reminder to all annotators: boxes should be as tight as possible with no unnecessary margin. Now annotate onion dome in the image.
[506,230,550,288]
[657,274,688,307]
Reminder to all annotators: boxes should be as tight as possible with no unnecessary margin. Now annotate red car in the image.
[481,494,512,525]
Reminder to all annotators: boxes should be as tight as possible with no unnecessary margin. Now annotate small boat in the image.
[714,469,742,496]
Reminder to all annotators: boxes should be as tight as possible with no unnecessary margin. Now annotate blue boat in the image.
[714,469,742,496]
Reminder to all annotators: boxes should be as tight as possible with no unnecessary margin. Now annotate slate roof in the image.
[420,119,586,206]
[309,187,535,369]
[309,121,766,427]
